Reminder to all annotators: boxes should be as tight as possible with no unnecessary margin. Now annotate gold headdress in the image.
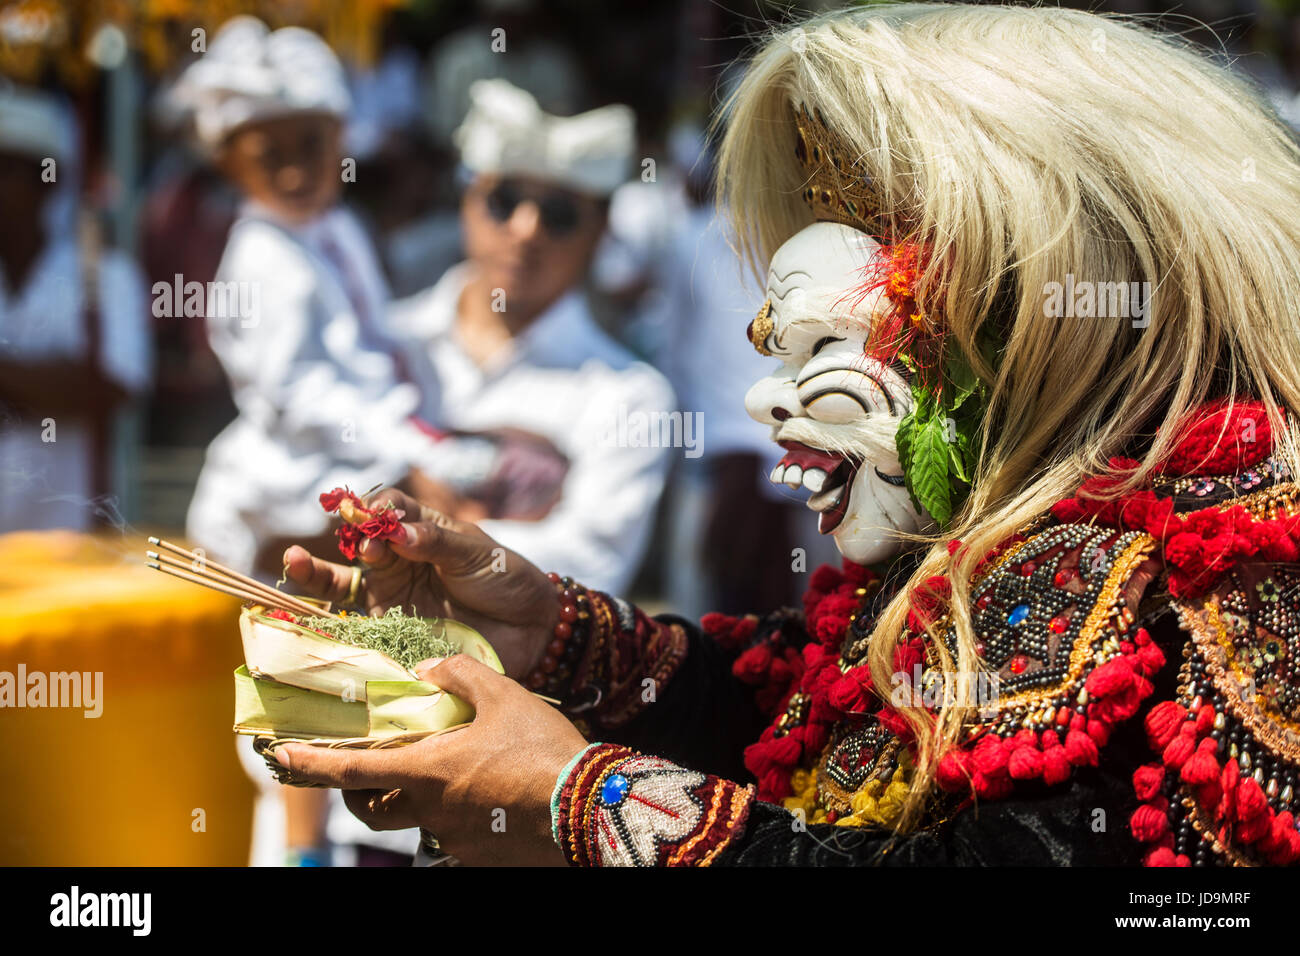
[792,102,887,235]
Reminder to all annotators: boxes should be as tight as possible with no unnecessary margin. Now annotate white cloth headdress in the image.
[171,16,350,148]
[454,79,634,197]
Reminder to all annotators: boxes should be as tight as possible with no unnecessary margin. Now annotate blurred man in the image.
[0,86,150,531]
[322,80,676,865]
[388,79,675,597]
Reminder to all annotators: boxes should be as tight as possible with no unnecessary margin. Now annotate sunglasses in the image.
[482,181,584,238]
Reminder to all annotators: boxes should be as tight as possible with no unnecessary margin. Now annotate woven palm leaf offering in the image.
[144,486,503,785]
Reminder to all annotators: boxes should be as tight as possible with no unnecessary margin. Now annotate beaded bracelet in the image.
[524,573,593,699]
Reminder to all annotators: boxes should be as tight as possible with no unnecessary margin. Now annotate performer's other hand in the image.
[282,488,557,679]
[275,654,587,866]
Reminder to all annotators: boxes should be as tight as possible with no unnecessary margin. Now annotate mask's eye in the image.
[811,336,844,356]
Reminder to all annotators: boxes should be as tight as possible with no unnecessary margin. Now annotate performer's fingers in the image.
[282,545,354,603]
[342,788,421,832]
[275,742,410,791]
[391,512,484,571]
[414,654,509,712]
[356,535,401,571]
[364,487,425,520]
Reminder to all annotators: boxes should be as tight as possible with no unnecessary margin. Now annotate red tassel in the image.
[1145,701,1187,749]
[1086,658,1136,698]
[1133,764,1165,801]
[1180,738,1221,785]
[1258,811,1290,855]
[1217,760,1239,822]
[1064,729,1099,766]
[1195,781,1223,817]
[808,564,845,593]
[971,734,1009,778]
[1041,741,1073,785]
[759,768,792,800]
[1238,810,1271,845]
[1161,729,1197,770]
[972,771,1014,800]
[1085,718,1111,746]
[1195,705,1216,735]
[1130,800,1170,842]
[1236,777,1268,822]
[700,612,739,637]
[1008,744,1044,780]
[1266,816,1300,865]
[936,750,971,792]
[732,644,773,685]
[1136,641,1166,675]
[1143,846,1178,867]
[827,667,874,716]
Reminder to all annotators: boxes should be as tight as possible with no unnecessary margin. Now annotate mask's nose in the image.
[745,370,804,426]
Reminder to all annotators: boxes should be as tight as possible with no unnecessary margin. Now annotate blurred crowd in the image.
[2,0,1300,863]
[1,0,886,622]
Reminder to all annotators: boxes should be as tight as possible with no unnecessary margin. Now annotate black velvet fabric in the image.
[594,614,776,783]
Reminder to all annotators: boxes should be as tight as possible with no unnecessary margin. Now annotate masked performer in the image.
[275,5,1300,867]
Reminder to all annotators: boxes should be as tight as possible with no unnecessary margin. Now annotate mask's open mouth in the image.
[771,440,859,534]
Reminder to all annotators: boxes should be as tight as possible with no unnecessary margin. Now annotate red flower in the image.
[319,486,406,560]
[335,524,366,562]
[358,510,406,544]
[319,487,364,513]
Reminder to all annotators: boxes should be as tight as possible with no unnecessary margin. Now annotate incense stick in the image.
[148,537,335,618]
[146,551,331,620]
[147,561,300,611]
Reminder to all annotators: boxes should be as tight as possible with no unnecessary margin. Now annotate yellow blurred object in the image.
[0,530,254,865]
[0,0,408,82]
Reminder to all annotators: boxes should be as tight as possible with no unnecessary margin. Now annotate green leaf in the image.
[906,406,955,527]
[943,353,980,413]
[948,425,974,485]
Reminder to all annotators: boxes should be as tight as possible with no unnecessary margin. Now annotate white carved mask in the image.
[744,221,932,564]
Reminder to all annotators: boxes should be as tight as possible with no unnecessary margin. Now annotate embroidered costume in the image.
[533,5,1300,867]
[543,404,1300,865]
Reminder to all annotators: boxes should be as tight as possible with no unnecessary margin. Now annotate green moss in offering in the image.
[311,607,459,671]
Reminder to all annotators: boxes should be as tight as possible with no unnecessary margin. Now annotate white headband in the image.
[171,16,350,149]
[454,79,634,197]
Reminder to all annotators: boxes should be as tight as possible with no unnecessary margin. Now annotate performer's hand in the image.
[282,488,557,680]
[275,654,588,866]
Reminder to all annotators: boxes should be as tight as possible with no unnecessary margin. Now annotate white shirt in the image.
[387,263,676,595]
[186,203,434,573]
[658,206,775,458]
[0,237,149,531]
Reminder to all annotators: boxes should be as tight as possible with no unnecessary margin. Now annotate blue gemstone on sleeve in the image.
[601,773,629,806]
[1007,604,1030,626]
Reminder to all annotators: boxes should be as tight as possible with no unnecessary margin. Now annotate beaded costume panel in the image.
[1138,564,1300,865]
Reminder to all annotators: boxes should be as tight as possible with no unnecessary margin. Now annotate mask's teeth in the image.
[770,463,786,484]
[802,468,827,493]
[783,464,804,489]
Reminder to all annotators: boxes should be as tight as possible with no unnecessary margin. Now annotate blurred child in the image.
[176,16,441,580]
